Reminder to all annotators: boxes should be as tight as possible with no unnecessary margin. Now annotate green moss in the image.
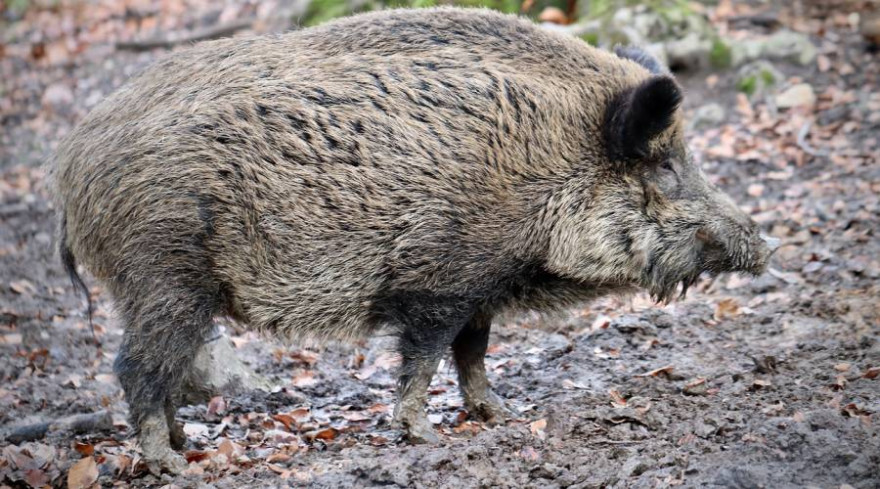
[709,38,732,68]
[736,75,757,96]
[580,32,599,45]
[760,69,776,85]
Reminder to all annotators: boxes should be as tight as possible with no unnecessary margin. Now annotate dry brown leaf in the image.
[608,389,627,407]
[520,446,540,461]
[341,410,371,422]
[537,7,568,25]
[207,396,226,416]
[266,452,292,464]
[636,365,675,378]
[73,441,94,456]
[309,428,338,441]
[834,363,851,372]
[292,370,317,387]
[863,367,880,379]
[290,350,319,366]
[67,457,98,489]
[714,298,741,321]
[360,404,387,416]
[184,450,211,463]
[9,280,36,295]
[272,413,297,431]
[25,468,50,487]
[452,420,481,435]
[529,418,547,434]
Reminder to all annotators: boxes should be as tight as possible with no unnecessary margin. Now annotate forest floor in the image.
[1,1,878,488]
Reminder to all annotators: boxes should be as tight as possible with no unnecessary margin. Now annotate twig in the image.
[116,18,255,51]
[4,410,114,444]
[796,121,829,157]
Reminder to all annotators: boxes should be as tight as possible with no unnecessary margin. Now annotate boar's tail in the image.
[59,217,98,345]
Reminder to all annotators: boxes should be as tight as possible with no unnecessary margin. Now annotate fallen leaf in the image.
[538,7,568,25]
[308,428,337,442]
[292,370,317,387]
[863,367,880,380]
[10,280,36,295]
[73,442,94,456]
[608,389,627,407]
[529,418,547,435]
[520,446,540,461]
[834,363,851,372]
[683,377,708,395]
[207,396,226,416]
[67,457,98,489]
[636,365,675,378]
[183,423,210,438]
[452,420,481,435]
[272,413,297,431]
[714,298,741,321]
[184,450,210,463]
[266,453,292,464]
[290,350,319,366]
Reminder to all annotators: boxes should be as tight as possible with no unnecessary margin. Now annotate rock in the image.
[538,7,568,25]
[861,9,880,44]
[690,103,726,129]
[621,455,653,478]
[729,30,816,67]
[665,32,712,69]
[762,30,817,66]
[729,39,766,67]
[41,83,74,112]
[736,60,784,99]
[775,83,816,109]
[179,333,271,405]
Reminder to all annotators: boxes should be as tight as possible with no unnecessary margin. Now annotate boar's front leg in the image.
[452,311,511,423]
[390,294,474,444]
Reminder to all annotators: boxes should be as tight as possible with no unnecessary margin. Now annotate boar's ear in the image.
[603,75,682,162]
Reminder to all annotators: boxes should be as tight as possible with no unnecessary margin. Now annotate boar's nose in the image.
[760,235,781,253]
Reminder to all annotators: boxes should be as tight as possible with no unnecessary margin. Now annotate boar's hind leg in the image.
[390,294,474,444]
[113,284,217,475]
[452,311,512,423]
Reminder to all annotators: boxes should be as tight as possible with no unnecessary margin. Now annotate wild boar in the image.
[50,7,776,473]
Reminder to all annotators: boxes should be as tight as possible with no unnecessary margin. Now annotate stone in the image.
[775,83,816,109]
[41,83,74,112]
[762,30,817,66]
[179,333,271,405]
[665,32,712,69]
[690,103,727,129]
[736,60,784,99]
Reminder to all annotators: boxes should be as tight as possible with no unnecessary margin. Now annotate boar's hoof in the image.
[169,420,187,450]
[467,391,513,424]
[140,413,189,475]
[145,450,189,476]
[395,412,440,444]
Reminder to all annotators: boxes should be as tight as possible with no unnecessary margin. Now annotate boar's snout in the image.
[696,214,775,277]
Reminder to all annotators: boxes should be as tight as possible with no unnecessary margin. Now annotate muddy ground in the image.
[1,1,879,488]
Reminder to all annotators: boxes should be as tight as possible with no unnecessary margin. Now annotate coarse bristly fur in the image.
[48,7,775,472]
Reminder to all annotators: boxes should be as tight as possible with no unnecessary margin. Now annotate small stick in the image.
[116,18,255,51]
[4,410,114,444]
[796,121,829,157]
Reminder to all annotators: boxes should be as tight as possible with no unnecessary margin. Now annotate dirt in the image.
[1,1,879,488]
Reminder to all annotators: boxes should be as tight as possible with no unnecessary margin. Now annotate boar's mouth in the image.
[642,228,772,304]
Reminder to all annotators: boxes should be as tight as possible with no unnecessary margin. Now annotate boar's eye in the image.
[653,159,680,196]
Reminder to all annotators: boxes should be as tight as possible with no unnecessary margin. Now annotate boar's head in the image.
[544,58,777,303]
